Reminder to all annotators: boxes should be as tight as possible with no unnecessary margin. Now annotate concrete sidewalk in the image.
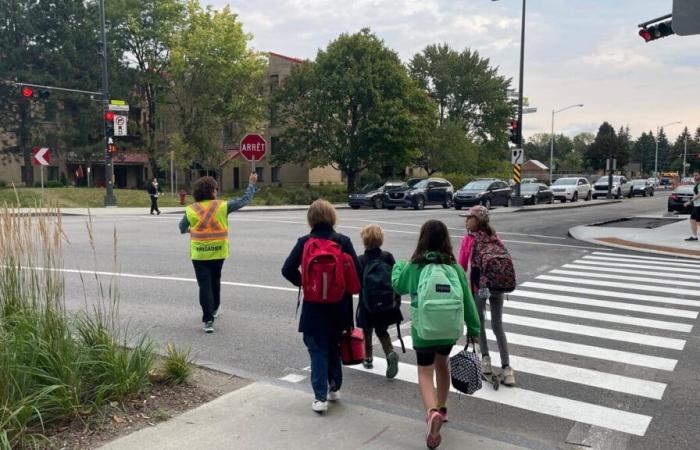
[99,383,528,450]
[570,213,700,259]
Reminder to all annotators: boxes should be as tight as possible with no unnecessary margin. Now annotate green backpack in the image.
[415,264,464,341]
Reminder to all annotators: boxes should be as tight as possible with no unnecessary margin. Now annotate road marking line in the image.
[396,337,666,400]
[521,282,700,308]
[348,358,652,436]
[550,269,700,288]
[510,290,698,319]
[485,312,686,349]
[536,275,700,298]
[562,264,700,281]
[572,259,698,274]
[592,251,700,264]
[504,300,693,332]
[582,255,698,269]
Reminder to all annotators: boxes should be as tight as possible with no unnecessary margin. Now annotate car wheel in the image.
[443,196,453,209]
[627,189,633,198]
[482,198,492,209]
[372,196,383,209]
[413,196,425,210]
[350,205,360,210]
[651,189,654,197]
[455,205,462,210]
[533,196,539,205]
[643,190,647,197]
[548,196,553,204]
[560,197,566,203]
[572,192,578,202]
[615,189,621,199]
[387,206,396,210]
[585,190,592,201]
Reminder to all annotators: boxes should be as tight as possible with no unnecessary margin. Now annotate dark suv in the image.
[453,179,512,210]
[347,181,405,209]
[384,178,454,210]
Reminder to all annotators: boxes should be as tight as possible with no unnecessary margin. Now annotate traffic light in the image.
[104,111,115,121]
[19,86,51,99]
[509,120,519,144]
[639,20,674,42]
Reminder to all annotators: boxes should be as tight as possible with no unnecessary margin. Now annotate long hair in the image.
[411,219,456,264]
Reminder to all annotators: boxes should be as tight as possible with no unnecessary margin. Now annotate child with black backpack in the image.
[459,205,516,387]
[392,220,480,450]
[356,224,404,378]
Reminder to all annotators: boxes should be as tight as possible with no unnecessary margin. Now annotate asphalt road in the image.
[56,192,699,450]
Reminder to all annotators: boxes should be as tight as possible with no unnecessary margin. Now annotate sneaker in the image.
[362,358,373,369]
[328,390,340,402]
[157,210,161,215]
[385,352,399,379]
[482,355,492,375]
[202,321,214,333]
[502,366,516,386]
[213,307,220,318]
[425,409,444,449]
[684,236,698,241]
[312,400,328,413]
[439,407,448,423]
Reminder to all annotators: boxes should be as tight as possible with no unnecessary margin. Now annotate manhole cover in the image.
[591,217,684,229]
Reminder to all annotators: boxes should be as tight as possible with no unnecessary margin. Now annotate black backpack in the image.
[361,258,398,314]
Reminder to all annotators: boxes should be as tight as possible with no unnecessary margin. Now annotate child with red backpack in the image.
[281,200,361,414]
[459,205,516,387]
[356,224,404,378]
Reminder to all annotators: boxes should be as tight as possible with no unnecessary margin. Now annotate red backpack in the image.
[301,237,360,304]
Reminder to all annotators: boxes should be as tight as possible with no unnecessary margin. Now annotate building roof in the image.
[220,148,240,167]
[268,52,304,64]
[525,159,548,170]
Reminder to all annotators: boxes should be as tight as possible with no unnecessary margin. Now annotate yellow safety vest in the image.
[185,200,229,260]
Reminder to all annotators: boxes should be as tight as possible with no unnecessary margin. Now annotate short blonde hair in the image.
[307,199,337,228]
[361,224,384,250]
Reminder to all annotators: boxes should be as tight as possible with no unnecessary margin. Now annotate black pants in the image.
[150,195,160,214]
[192,259,224,322]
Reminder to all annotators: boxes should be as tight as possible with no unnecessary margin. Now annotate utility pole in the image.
[99,0,116,206]
[683,132,688,179]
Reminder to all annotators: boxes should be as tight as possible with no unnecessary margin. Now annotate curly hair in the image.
[192,176,218,202]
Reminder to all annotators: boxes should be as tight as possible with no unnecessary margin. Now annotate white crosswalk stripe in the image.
[348,252,698,438]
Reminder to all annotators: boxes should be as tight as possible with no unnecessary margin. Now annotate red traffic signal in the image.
[509,120,519,144]
[639,20,674,42]
[639,29,652,42]
[104,111,115,121]
[21,87,33,98]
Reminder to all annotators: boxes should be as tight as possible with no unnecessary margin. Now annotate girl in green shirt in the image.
[391,219,480,449]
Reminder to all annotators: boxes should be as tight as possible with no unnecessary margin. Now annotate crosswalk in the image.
[347,251,699,437]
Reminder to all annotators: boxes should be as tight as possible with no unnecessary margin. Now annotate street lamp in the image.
[492,0,527,206]
[549,104,584,184]
[654,121,682,178]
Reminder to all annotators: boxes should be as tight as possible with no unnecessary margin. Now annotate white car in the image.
[550,177,592,202]
[592,175,633,199]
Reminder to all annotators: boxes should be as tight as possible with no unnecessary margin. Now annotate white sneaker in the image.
[328,390,340,402]
[312,400,328,413]
[482,355,492,375]
[213,307,220,318]
[503,366,516,386]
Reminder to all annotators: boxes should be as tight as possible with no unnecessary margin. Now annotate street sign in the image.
[114,115,127,136]
[522,107,538,114]
[511,148,524,164]
[606,158,617,171]
[239,134,267,161]
[673,0,700,36]
[512,164,522,184]
[107,104,129,112]
[32,147,50,166]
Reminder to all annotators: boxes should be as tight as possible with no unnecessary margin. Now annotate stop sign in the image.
[239,134,267,162]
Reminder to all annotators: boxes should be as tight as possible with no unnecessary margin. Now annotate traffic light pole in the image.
[99,0,116,206]
[512,0,527,207]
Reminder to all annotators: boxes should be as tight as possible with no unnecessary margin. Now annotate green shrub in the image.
[163,343,193,385]
[45,180,65,188]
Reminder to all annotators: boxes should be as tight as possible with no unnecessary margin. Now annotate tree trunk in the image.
[345,169,357,194]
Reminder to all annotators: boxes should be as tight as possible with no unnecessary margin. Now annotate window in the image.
[271,166,280,183]
[269,74,279,90]
[255,167,263,182]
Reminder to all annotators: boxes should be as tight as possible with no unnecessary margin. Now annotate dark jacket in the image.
[281,223,360,336]
[147,182,161,196]
[356,248,403,330]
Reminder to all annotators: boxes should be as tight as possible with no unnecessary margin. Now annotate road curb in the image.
[514,199,622,213]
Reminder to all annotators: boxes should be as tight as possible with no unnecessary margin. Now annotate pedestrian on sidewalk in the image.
[459,205,516,386]
[392,219,480,450]
[148,177,162,215]
[356,224,403,378]
[179,173,257,333]
[281,199,361,414]
[683,169,700,242]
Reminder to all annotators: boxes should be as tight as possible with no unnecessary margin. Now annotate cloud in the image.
[578,48,652,69]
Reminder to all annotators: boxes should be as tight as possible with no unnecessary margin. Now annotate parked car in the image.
[347,180,404,209]
[668,184,695,213]
[384,177,454,210]
[550,177,592,202]
[630,179,655,197]
[592,175,633,199]
[647,177,659,187]
[517,183,554,205]
[453,179,512,210]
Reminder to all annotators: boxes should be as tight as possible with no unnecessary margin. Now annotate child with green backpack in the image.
[392,219,480,450]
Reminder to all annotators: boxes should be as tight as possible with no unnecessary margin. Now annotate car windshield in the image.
[521,184,539,192]
[412,179,429,189]
[596,176,621,183]
[358,182,383,193]
[553,178,576,186]
[406,178,422,188]
[631,180,647,185]
[462,180,491,190]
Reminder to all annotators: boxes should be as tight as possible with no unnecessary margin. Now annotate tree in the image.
[584,122,618,172]
[655,128,671,172]
[272,29,433,192]
[616,125,632,168]
[670,127,700,176]
[169,2,266,176]
[572,132,594,155]
[108,0,186,176]
[417,120,478,175]
[633,131,656,175]
[523,133,573,174]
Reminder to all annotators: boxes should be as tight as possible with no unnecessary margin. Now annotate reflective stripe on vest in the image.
[186,200,229,260]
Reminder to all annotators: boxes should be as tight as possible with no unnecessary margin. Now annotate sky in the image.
[212,0,700,141]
